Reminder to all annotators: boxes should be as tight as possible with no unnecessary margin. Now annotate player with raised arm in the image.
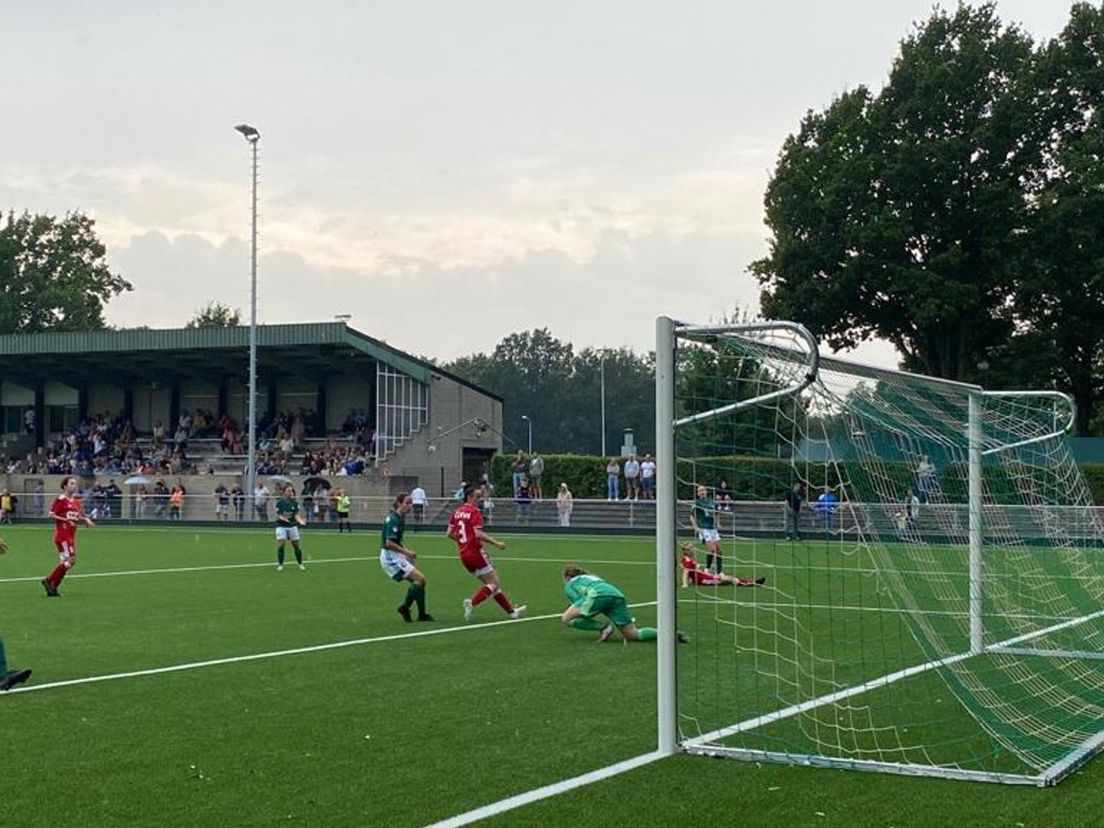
[690,484,724,573]
[41,476,94,597]
[561,565,688,644]
[0,537,32,691]
[379,493,433,622]
[448,483,525,622]
[275,484,307,571]
[680,542,765,588]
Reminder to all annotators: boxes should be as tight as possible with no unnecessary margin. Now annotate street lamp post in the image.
[520,414,532,454]
[600,353,606,457]
[977,359,990,388]
[235,123,260,515]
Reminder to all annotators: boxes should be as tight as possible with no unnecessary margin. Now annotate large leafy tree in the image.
[0,211,132,333]
[753,4,1037,381]
[1007,3,1104,434]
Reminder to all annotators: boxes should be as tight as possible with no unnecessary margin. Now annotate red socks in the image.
[471,585,493,606]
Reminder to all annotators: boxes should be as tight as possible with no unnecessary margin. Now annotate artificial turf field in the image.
[1,524,1102,827]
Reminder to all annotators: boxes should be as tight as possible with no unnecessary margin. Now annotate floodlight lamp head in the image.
[234,124,260,142]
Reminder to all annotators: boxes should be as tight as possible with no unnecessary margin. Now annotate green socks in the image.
[636,627,658,641]
[403,583,424,612]
[0,636,7,673]
[277,547,285,566]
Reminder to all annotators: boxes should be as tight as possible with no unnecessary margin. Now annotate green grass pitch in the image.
[0,524,1101,826]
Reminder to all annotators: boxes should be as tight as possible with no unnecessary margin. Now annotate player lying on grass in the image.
[0,537,32,691]
[561,565,688,644]
[448,483,525,621]
[379,493,434,623]
[680,542,766,588]
[275,484,307,571]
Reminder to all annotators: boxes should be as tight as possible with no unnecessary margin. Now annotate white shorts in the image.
[215,503,229,515]
[698,528,721,544]
[380,548,415,581]
[276,525,301,542]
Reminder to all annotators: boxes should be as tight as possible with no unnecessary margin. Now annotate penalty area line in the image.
[6,601,658,696]
[423,750,667,828]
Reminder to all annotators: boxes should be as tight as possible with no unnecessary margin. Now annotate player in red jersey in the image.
[41,476,95,597]
[680,542,765,588]
[448,483,525,621]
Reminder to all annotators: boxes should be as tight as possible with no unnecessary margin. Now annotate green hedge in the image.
[489,455,1104,505]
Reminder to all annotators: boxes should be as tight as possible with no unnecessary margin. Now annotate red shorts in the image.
[55,539,77,563]
[691,571,724,587]
[460,548,494,576]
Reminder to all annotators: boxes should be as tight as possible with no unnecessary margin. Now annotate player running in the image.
[690,485,724,573]
[561,565,688,644]
[41,476,94,597]
[275,485,307,571]
[379,493,433,622]
[680,542,765,588]
[0,537,32,691]
[447,483,525,622]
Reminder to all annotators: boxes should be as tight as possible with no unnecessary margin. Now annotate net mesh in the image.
[671,324,1104,783]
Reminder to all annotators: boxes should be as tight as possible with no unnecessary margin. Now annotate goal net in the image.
[655,318,1104,785]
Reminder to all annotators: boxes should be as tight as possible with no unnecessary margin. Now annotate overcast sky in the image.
[0,1,1074,366]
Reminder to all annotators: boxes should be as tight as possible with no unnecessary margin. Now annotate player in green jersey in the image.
[561,565,687,644]
[0,537,32,691]
[379,493,433,622]
[690,484,724,573]
[274,485,307,571]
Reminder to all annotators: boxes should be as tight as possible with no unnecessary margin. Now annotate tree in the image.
[186,301,242,328]
[1006,3,1104,434]
[0,211,132,333]
[753,5,1037,381]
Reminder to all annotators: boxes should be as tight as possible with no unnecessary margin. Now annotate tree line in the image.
[754,2,1104,434]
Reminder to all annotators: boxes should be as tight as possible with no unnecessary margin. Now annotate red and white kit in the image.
[448,502,494,576]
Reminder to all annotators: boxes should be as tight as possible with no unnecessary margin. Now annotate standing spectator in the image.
[134,485,148,520]
[605,457,621,501]
[511,450,527,497]
[0,490,11,525]
[105,480,122,518]
[254,482,270,522]
[784,481,806,541]
[556,482,573,527]
[34,481,45,517]
[916,455,937,504]
[154,480,169,518]
[214,482,230,521]
[23,407,35,434]
[904,486,920,535]
[410,485,427,524]
[335,488,352,533]
[528,452,545,499]
[640,454,657,499]
[168,485,184,521]
[231,483,245,521]
[623,454,640,501]
[515,478,532,524]
[814,486,839,530]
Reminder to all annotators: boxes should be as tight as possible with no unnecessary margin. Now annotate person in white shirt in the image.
[640,454,657,500]
[410,485,428,523]
[556,482,573,527]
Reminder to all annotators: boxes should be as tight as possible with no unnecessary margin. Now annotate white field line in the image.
[3,600,652,696]
[422,750,668,828]
[686,607,1104,748]
[0,554,654,585]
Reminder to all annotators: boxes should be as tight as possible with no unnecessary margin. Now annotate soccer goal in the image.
[655,317,1104,786]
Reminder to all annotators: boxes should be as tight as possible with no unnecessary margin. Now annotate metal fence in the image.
[4,494,1102,544]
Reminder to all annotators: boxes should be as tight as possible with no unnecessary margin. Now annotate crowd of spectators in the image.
[0,408,381,479]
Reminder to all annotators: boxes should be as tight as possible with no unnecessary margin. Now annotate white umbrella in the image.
[269,475,293,487]
[124,475,151,485]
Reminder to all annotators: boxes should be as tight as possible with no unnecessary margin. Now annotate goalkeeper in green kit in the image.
[561,565,688,644]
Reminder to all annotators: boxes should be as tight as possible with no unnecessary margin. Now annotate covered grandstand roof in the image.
[0,322,500,399]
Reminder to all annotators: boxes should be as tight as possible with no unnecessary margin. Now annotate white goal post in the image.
[655,316,1104,786]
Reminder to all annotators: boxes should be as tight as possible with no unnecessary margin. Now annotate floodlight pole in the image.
[600,354,607,457]
[235,124,260,515]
